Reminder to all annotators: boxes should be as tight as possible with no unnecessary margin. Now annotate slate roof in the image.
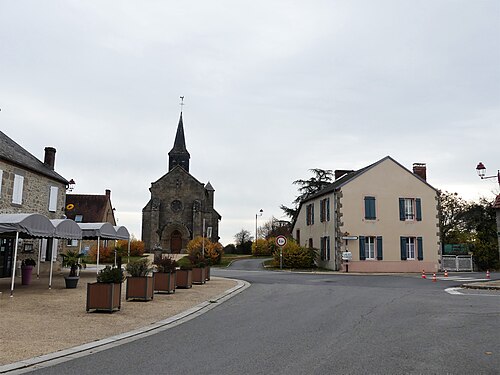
[0,131,68,184]
[168,112,190,156]
[65,194,116,224]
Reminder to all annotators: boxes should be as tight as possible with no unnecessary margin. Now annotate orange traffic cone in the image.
[421,270,426,279]
[486,270,490,279]
[444,269,448,277]
[432,273,437,282]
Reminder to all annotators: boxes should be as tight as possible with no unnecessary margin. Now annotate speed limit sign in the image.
[275,235,287,247]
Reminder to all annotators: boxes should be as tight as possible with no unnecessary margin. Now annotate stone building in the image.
[142,112,221,253]
[0,131,69,277]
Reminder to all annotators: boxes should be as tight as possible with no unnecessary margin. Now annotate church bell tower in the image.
[168,111,190,172]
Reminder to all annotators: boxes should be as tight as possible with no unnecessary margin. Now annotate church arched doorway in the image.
[170,230,182,254]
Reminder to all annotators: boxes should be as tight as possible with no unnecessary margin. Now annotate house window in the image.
[365,236,376,259]
[74,215,83,222]
[320,236,331,261]
[364,196,376,220]
[320,198,330,222]
[67,239,78,247]
[306,203,314,225]
[401,236,423,260]
[308,238,313,249]
[12,174,24,204]
[296,229,301,245]
[399,198,422,221]
[48,186,58,212]
[406,237,415,259]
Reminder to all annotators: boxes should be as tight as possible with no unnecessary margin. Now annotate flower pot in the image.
[126,276,154,301]
[176,269,192,289]
[64,276,80,289]
[192,267,206,285]
[86,282,122,312]
[21,266,34,285]
[153,272,176,294]
[205,266,210,281]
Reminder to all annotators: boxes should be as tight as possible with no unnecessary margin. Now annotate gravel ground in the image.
[0,270,236,365]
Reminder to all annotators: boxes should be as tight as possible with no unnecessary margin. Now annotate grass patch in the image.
[214,254,254,267]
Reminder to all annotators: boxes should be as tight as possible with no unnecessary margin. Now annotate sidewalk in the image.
[0,269,239,367]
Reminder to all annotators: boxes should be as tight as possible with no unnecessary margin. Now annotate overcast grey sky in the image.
[1,1,499,245]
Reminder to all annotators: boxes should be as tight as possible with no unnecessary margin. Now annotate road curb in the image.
[462,283,500,290]
[0,278,250,374]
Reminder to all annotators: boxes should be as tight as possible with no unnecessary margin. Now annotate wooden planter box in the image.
[87,282,122,312]
[153,272,176,294]
[205,266,211,281]
[192,267,206,285]
[126,276,154,301]
[176,269,192,289]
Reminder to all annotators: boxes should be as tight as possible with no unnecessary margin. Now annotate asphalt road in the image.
[25,260,500,375]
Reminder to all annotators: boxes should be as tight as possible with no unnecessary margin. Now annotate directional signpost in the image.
[275,235,287,269]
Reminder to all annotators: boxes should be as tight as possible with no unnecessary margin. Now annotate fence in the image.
[442,255,473,271]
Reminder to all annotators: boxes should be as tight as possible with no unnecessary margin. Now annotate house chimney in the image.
[413,163,427,181]
[335,170,354,180]
[105,189,111,199]
[43,147,56,170]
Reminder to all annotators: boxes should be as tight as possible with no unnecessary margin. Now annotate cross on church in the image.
[180,96,185,111]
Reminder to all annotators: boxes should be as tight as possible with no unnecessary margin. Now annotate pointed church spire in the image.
[168,110,191,172]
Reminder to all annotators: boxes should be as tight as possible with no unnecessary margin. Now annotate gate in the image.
[442,255,473,271]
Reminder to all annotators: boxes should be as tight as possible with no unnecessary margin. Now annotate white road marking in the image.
[445,287,500,297]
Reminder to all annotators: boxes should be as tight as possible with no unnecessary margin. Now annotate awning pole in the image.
[114,239,117,267]
[97,237,100,274]
[127,239,131,264]
[78,240,82,276]
[10,232,20,297]
[37,238,42,279]
[48,240,54,289]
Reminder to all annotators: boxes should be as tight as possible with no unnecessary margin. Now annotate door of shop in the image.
[0,238,14,278]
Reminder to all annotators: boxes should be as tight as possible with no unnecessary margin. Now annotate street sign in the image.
[276,235,287,247]
[341,236,358,240]
[342,251,352,260]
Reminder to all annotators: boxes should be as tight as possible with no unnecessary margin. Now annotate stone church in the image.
[142,111,221,253]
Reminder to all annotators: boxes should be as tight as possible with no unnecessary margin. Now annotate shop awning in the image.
[50,219,82,240]
[0,213,55,238]
[113,226,130,240]
[78,222,117,239]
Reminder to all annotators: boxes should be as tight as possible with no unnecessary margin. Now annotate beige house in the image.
[292,156,440,272]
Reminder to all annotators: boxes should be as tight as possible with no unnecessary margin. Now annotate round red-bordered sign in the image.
[275,235,287,247]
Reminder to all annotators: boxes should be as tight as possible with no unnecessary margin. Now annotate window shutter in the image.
[48,186,58,212]
[399,198,405,221]
[376,236,383,260]
[327,236,331,261]
[326,198,330,221]
[12,175,24,204]
[400,237,407,260]
[417,237,423,260]
[311,204,314,225]
[0,169,3,196]
[416,198,422,221]
[359,236,366,260]
[364,197,376,220]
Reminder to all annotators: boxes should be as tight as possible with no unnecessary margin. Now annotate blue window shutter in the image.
[416,198,422,221]
[327,237,330,261]
[399,198,405,221]
[364,197,370,219]
[312,204,314,225]
[359,236,366,260]
[400,237,407,260]
[377,236,383,260]
[417,237,423,260]
[364,197,376,220]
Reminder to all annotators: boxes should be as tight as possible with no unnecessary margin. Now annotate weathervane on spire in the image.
[180,96,185,112]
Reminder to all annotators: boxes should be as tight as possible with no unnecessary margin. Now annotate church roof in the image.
[168,112,190,157]
[205,181,215,191]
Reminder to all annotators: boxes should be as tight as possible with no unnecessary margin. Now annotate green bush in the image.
[273,241,317,269]
[97,266,125,283]
[125,258,152,277]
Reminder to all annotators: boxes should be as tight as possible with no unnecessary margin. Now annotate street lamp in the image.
[476,162,500,185]
[255,209,263,243]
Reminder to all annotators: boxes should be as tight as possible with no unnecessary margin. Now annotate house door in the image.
[170,230,182,253]
[0,238,14,278]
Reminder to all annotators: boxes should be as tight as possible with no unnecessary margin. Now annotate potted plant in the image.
[125,258,154,301]
[153,255,178,294]
[192,260,206,285]
[21,258,36,285]
[86,266,124,312]
[176,257,193,289]
[60,249,84,288]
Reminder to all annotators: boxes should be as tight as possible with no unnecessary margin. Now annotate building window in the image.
[0,169,3,197]
[306,203,314,225]
[399,198,422,221]
[296,229,301,245]
[320,198,330,222]
[320,236,331,261]
[12,174,24,204]
[406,237,415,259]
[74,215,83,222]
[364,196,376,220]
[48,186,58,212]
[365,236,375,259]
[67,239,78,247]
[308,238,313,249]
[401,236,423,260]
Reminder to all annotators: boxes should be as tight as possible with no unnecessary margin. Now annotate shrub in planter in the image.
[153,255,178,294]
[87,266,124,312]
[125,258,154,301]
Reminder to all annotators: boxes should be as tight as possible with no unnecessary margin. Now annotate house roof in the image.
[0,131,68,184]
[65,194,115,224]
[493,194,500,209]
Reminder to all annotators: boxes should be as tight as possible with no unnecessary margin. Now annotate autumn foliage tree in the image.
[187,236,224,265]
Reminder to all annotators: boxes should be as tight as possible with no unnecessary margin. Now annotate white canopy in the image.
[113,226,130,240]
[50,219,82,240]
[78,222,117,239]
[0,213,55,238]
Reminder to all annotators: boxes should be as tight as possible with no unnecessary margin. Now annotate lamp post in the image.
[255,209,263,244]
[475,162,500,262]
